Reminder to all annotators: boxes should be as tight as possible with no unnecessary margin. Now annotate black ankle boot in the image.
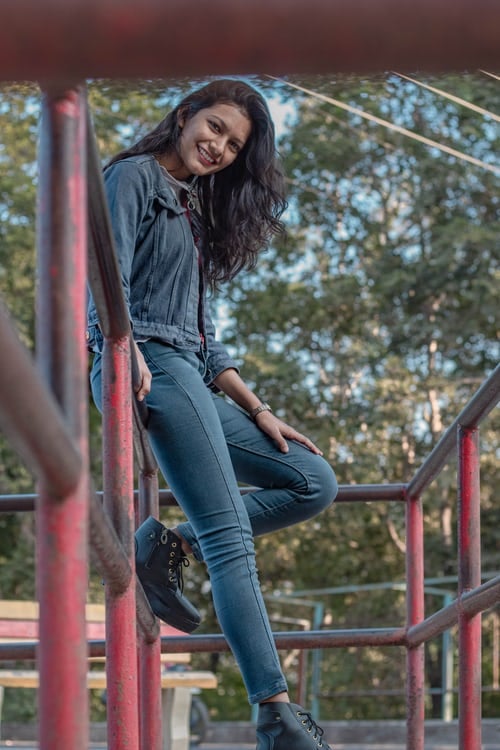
[257,702,333,749]
[135,516,201,633]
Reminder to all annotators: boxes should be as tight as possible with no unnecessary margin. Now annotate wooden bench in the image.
[0,600,217,750]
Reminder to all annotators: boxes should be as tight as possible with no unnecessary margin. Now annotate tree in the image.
[218,73,499,718]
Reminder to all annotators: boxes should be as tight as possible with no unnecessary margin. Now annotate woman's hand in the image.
[213,368,323,455]
[132,341,152,401]
[253,410,323,455]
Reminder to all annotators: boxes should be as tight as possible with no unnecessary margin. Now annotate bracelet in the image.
[249,402,272,420]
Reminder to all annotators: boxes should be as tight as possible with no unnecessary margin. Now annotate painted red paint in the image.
[0,0,498,82]
[36,87,89,750]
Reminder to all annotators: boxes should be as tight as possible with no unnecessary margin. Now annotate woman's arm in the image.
[213,368,323,455]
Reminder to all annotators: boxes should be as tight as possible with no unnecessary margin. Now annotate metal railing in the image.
[0,80,499,750]
[0,0,499,80]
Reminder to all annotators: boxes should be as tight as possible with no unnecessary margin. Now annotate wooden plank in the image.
[0,640,188,663]
[0,600,107,621]
[0,670,217,690]
[0,601,39,619]
[0,600,190,662]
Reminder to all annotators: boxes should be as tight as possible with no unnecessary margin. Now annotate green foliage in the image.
[219,72,499,719]
[0,83,39,346]
[1,680,37,723]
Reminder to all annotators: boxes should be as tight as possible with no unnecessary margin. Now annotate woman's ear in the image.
[177,106,187,129]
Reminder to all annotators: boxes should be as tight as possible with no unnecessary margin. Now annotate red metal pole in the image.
[137,471,162,750]
[405,493,425,750]
[138,635,162,750]
[102,335,139,749]
[36,85,89,750]
[457,426,482,750]
[0,0,499,81]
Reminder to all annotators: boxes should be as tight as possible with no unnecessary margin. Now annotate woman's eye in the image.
[209,120,221,132]
[229,142,240,153]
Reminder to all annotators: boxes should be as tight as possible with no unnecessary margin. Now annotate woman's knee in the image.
[302,455,338,514]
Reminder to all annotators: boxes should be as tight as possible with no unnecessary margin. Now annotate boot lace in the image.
[173,555,190,591]
[165,536,190,591]
[297,709,327,747]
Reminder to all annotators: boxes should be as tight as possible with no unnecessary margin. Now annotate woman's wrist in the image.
[249,402,272,421]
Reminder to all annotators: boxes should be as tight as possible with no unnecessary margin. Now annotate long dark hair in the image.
[108,79,287,285]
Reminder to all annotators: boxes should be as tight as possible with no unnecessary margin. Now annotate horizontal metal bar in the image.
[407,365,500,499]
[0,641,38,662]
[0,483,406,513]
[168,484,405,506]
[0,627,407,663]
[158,628,409,654]
[407,575,500,647]
[3,578,497,661]
[0,495,39,512]
[0,299,82,498]
[0,0,499,82]
[330,484,406,502]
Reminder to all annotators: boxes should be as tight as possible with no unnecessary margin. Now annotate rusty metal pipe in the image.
[407,575,500,648]
[88,485,159,642]
[158,627,408,654]
[408,364,499,499]
[86,109,130,342]
[458,426,482,750]
[0,483,408,513]
[36,85,89,750]
[0,0,499,82]
[405,493,425,750]
[0,300,82,497]
[0,627,407,663]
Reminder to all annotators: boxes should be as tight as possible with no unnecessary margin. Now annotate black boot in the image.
[256,702,333,749]
[135,515,201,633]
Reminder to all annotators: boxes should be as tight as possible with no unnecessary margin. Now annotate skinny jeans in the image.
[90,340,337,704]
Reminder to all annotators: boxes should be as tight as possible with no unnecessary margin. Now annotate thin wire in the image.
[269,76,499,177]
[393,72,500,123]
[479,70,500,82]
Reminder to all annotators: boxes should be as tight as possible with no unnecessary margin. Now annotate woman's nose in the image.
[210,137,225,158]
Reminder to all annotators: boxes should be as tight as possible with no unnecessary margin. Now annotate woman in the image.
[88,79,337,749]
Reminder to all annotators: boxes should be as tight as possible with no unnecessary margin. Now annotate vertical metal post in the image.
[36,85,89,750]
[457,426,481,750]
[138,471,162,750]
[441,593,454,721]
[493,612,499,690]
[102,335,139,749]
[310,602,325,719]
[406,493,425,750]
[139,636,162,750]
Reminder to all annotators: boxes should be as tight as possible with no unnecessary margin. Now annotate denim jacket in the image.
[86,154,238,385]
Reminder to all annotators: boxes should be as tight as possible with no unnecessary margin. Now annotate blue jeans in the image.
[90,340,337,704]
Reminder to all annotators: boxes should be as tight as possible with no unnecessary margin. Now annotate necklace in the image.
[158,163,199,211]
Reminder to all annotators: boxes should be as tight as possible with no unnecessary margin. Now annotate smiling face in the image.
[163,103,252,181]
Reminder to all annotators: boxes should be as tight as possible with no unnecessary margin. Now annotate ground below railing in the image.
[2,719,500,747]
[204,719,500,747]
